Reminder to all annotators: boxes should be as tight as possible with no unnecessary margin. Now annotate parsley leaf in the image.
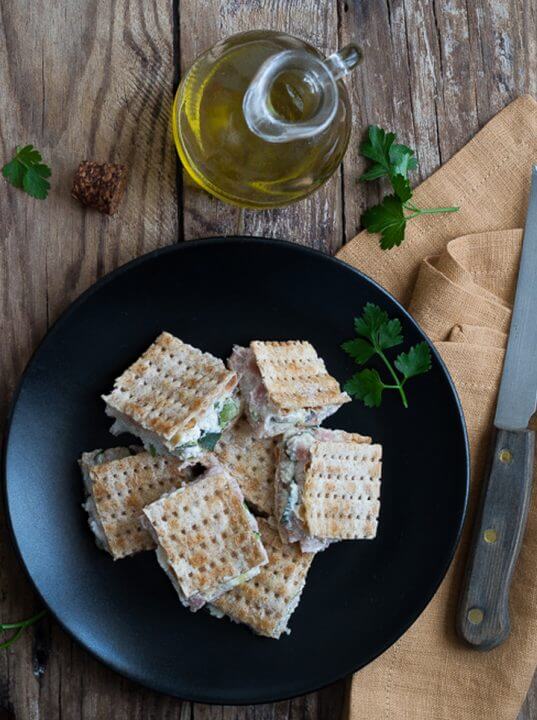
[354,302,389,338]
[344,369,385,408]
[359,126,458,250]
[342,304,432,408]
[395,341,432,379]
[2,145,51,199]
[391,174,412,202]
[2,156,25,188]
[359,126,396,180]
[352,303,403,350]
[342,338,375,364]
[359,163,390,182]
[378,318,403,349]
[359,126,418,182]
[362,195,406,250]
[388,143,417,177]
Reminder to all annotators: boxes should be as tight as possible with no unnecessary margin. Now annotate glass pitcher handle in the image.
[243,43,362,144]
[325,44,362,81]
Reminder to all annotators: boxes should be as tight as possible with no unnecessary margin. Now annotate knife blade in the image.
[495,165,537,430]
[457,165,537,650]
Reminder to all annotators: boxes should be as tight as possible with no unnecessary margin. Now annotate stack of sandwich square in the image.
[80,332,382,639]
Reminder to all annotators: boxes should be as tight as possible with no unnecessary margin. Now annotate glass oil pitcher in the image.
[172,30,361,209]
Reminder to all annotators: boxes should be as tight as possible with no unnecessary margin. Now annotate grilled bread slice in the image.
[228,340,349,438]
[214,417,277,515]
[103,332,240,460]
[275,428,381,552]
[81,449,192,559]
[209,519,315,638]
[143,467,268,612]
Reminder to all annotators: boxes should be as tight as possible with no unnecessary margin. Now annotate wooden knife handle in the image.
[457,428,535,650]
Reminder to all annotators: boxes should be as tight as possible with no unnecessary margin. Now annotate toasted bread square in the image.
[143,469,268,610]
[251,340,349,410]
[210,519,315,639]
[79,446,142,493]
[274,429,379,551]
[102,332,238,456]
[302,441,382,539]
[84,451,190,559]
[214,418,277,515]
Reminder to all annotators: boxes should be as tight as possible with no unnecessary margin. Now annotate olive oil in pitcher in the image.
[172,30,361,209]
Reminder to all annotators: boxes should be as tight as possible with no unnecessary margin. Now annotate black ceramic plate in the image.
[4,237,468,704]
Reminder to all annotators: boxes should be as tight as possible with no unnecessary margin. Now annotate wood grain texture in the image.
[340,0,537,242]
[0,0,536,718]
[0,2,183,719]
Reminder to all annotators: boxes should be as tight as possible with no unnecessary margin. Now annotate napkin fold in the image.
[337,95,537,720]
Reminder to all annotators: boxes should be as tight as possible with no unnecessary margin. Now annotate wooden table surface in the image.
[1,1,536,718]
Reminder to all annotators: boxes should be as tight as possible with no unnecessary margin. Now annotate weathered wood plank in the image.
[340,0,537,244]
[190,681,347,720]
[339,0,460,242]
[466,0,537,123]
[0,1,183,719]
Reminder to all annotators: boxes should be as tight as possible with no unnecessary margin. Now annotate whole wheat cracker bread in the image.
[214,418,277,515]
[102,332,237,448]
[302,441,382,539]
[87,451,190,559]
[210,518,315,638]
[79,446,141,493]
[273,429,372,537]
[251,340,350,410]
[143,469,268,604]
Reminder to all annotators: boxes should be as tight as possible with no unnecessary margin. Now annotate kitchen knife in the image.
[457,165,537,650]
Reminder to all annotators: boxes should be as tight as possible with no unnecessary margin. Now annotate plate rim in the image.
[2,236,470,704]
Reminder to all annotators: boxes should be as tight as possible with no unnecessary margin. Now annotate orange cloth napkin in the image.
[337,95,537,720]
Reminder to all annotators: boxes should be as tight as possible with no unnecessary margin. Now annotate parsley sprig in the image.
[2,145,51,199]
[360,126,458,249]
[342,303,432,408]
[1,610,47,650]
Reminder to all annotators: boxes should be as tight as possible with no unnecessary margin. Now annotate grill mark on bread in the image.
[210,519,315,638]
[251,340,350,410]
[143,470,268,605]
[303,441,382,540]
[86,451,191,559]
[102,332,238,447]
[214,418,277,515]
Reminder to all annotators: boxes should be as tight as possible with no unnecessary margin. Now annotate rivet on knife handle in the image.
[457,428,535,650]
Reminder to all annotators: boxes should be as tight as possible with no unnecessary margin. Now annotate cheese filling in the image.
[276,431,331,553]
[106,390,240,459]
